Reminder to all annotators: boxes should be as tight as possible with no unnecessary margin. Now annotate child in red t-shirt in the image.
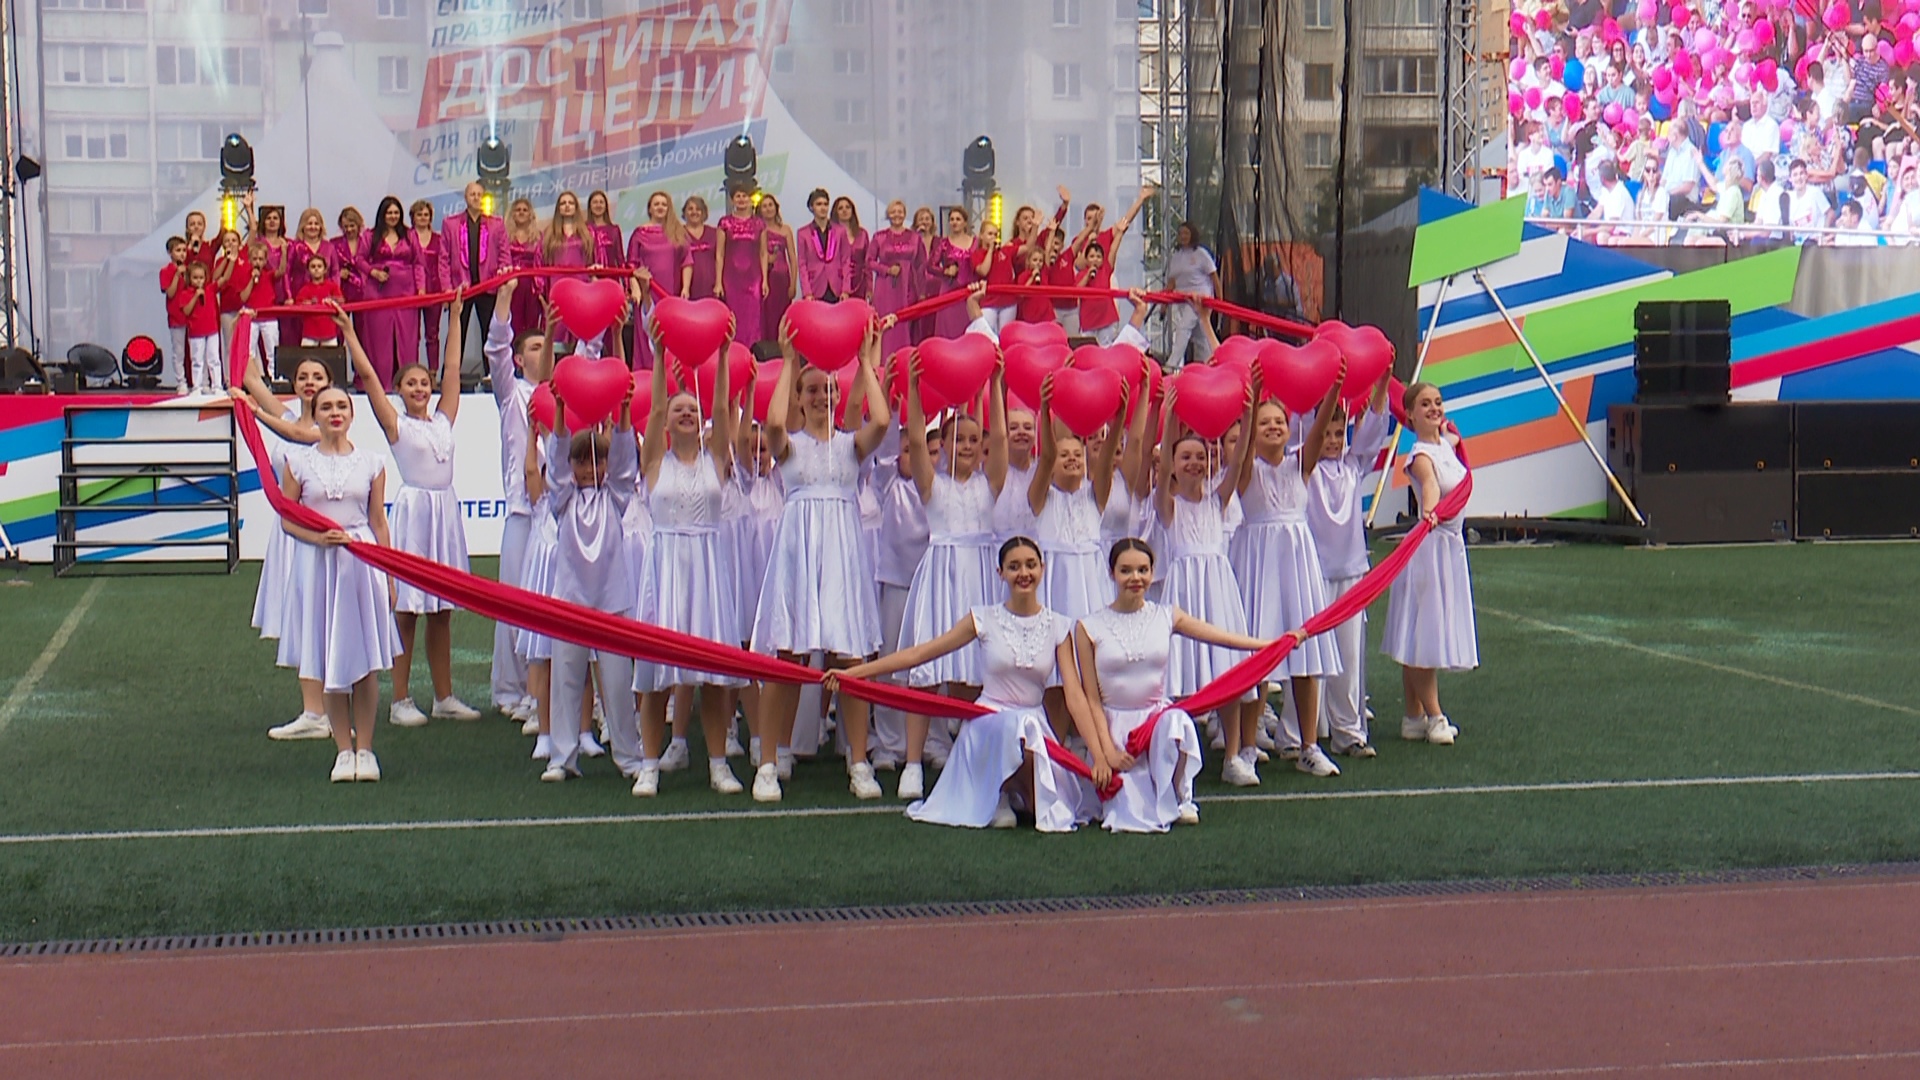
[1075,239,1121,342]
[236,239,281,374]
[1012,242,1056,325]
[159,236,190,390]
[293,254,344,345]
[180,261,225,394]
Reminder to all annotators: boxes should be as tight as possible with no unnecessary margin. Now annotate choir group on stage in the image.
[227,180,1479,834]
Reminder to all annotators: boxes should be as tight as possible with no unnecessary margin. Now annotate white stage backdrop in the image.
[10,0,1149,359]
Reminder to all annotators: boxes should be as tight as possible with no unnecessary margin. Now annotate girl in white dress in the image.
[231,343,330,741]
[1075,539,1271,832]
[1224,367,1347,783]
[276,387,402,783]
[1152,405,1257,781]
[631,333,747,797]
[749,320,893,803]
[340,297,483,729]
[730,418,784,760]
[891,356,1008,800]
[516,409,559,759]
[1382,381,1479,744]
[832,537,1104,831]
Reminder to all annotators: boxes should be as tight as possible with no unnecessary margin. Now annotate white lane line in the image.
[2,771,1916,846]
[1369,1048,1920,1078]
[1480,605,1920,718]
[0,579,105,736]
[5,952,1920,1053]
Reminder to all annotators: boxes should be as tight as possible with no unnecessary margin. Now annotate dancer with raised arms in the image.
[486,278,553,725]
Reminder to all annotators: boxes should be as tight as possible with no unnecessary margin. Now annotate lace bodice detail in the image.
[648,449,724,533]
[926,470,995,542]
[1081,601,1175,710]
[780,429,861,494]
[971,604,1074,708]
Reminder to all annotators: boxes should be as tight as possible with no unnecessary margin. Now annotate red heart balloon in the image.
[1338,326,1395,404]
[551,353,630,428]
[750,359,783,424]
[679,340,754,416]
[530,381,556,434]
[1258,338,1342,415]
[1388,376,1411,427]
[627,368,655,430]
[1048,366,1124,438]
[1069,343,1149,400]
[919,335,999,411]
[1171,363,1248,440]
[786,299,874,371]
[1212,335,1263,375]
[998,319,1068,352]
[1003,342,1070,409]
[653,296,734,369]
[548,277,627,342]
[889,346,954,416]
[834,362,868,429]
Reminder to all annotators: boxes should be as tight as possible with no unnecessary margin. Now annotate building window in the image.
[835,147,870,174]
[1114,46,1138,91]
[1230,61,1260,96]
[1304,63,1334,100]
[1363,126,1438,167]
[833,0,866,25]
[1363,55,1437,95]
[376,0,408,15]
[834,99,869,124]
[832,49,867,75]
[48,194,152,236]
[1368,0,1437,24]
[157,120,237,161]
[297,0,329,13]
[1115,117,1139,163]
[1052,62,1082,99]
[1139,52,1161,91]
[55,44,143,85]
[378,56,411,93]
[1304,131,1335,167]
[1305,0,1335,29]
[771,48,794,74]
[1054,133,1084,169]
[156,45,260,86]
[1237,0,1260,25]
[59,123,137,161]
[1053,0,1081,25]
[1126,0,1157,17]
[1140,118,1160,162]
[48,269,93,315]
[43,0,146,8]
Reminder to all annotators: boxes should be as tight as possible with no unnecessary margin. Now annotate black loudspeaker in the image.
[1634,299,1732,334]
[275,346,349,391]
[1617,472,1794,544]
[1608,403,1792,476]
[1795,471,1920,539]
[1634,333,1732,367]
[1794,402,1920,471]
[1633,301,1731,405]
[1635,363,1731,403]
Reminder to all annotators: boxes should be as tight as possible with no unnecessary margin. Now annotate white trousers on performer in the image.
[1092,323,1122,346]
[245,317,280,376]
[870,583,911,762]
[189,335,225,393]
[167,327,187,389]
[1166,303,1215,370]
[984,305,1017,333]
[491,512,531,710]
[1280,573,1369,751]
[548,640,640,776]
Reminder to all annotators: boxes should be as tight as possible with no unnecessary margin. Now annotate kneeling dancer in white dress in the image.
[631,342,747,797]
[833,537,1104,831]
[275,387,403,783]
[1075,539,1272,832]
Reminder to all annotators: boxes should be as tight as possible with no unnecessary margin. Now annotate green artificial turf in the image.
[3,543,1920,943]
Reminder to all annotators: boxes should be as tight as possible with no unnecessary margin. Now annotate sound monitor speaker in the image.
[1608,403,1792,477]
[1794,471,1920,539]
[1616,471,1793,544]
[1794,402,1920,471]
[1635,363,1731,404]
[1633,333,1732,368]
[275,346,348,392]
[1634,299,1732,334]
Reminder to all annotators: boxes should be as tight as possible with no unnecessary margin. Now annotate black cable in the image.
[4,0,42,355]
[1332,0,1357,319]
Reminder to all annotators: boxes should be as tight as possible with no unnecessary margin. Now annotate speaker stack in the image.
[1608,402,1794,543]
[1633,299,1731,406]
[1794,403,1920,538]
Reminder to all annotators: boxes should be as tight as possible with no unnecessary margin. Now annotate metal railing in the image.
[1522,215,1920,245]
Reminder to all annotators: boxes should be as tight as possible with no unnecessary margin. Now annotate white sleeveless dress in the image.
[515,488,559,662]
[898,470,998,687]
[388,410,469,615]
[1036,482,1113,623]
[1159,492,1256,699]
[751,429,883,657]
[729,470,785,644]
[993,461,1038,544]
[1230,453,1342,679]
[1080,601,1202,834]
[634,450,746,691]
[275,445,401,692]
[251,406,301,639]
[907,604,1098,831]
[1382,441,1479,671]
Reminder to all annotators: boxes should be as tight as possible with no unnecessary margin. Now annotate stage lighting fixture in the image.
[14,155,42,183]
[219,134,255,231]
[988,192,1004,231]
[121,335,162,387]
[476,136,511,215]
[961,136,996,194]
[724,134,759,192]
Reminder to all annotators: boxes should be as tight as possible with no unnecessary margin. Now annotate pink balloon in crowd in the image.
[1693,27,1716,51]
[1602,16,1623,42]
[1565,92,1582,117]
[1674,50,1695,78]
[1534,8,1551,28]
[1510,91,1525,116]
[1551,54,1566,79]
[1509,11,1526,36]
[1711,47,1735,70]
[1760,65,1780,92]
[1779,118,1798,144]
[1603,101,1625,125]
[1881,39,1898,64]
[1735,28,1756,53]
[1672,4,1692,28]
[1754,18,1775,44]
[1511,57,1527,81]
[1656,86,1679,107]
[1525,86,1543,109]
[1652,65,1676,90]
[1825,0,1850,29]
[1732,60,1753,84]
[1898,39,1916,65]
[1638,0,1658,22]
[1902,12,1918,31]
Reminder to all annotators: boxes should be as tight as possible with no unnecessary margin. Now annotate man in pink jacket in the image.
[795,187,851,301]
[439,181,508,370]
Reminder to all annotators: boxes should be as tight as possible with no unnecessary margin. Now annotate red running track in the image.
[4,876,1920,1078]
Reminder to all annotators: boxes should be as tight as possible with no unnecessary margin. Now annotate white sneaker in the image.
[1222,755,1260,787]
[355,749,381,782]
[1426,715,1457,746]
[709,760,744,794]
[1336,741,1379,759]
[388,699,429,727]
[1277,745,1302,761]
[631,765,660,797]
[897,762,925,800]
[725,733,746,758]
[659,742,691,772]
[1401,715,1429,741]
[1177,803,1201,826]
[531,735,552,760]
[579,732,607,758]
[520,717,540,736]
[749,736,762,762]
[1296,745,1340,777]
[271,712,333,741]
[1206,717,1225,751]
[752,762,782,803]
[848,762,882,800]
[540,764,570,782]
[776,748,794,780]
[990,795,1017,829]
[869,750,903,772]
[432,696,482,721]
[506,700,532,722]
[330,750,357,782]
[1254,722,1276,752]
